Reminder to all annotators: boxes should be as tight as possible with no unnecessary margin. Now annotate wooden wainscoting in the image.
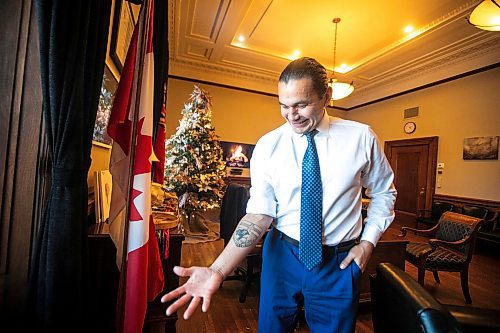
[433,194,500,216]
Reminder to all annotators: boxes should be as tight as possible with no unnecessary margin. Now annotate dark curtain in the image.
[152,0,169,142]
[29,0,111,330]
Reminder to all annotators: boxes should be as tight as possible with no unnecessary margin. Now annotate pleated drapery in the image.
[29,0,111,329]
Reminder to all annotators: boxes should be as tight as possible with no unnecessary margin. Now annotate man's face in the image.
[278,78,330,134]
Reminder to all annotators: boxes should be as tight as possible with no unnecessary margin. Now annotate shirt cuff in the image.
[360,223,383,247]
[246,196,276,218]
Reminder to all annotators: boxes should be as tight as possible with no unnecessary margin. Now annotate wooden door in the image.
[389,145,428,214]
[385,137,438,219]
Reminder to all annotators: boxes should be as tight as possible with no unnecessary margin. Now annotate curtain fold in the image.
[29,0,111,329]
[152,0,169,142]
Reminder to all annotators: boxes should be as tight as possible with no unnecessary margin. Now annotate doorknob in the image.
[419,187,425,195]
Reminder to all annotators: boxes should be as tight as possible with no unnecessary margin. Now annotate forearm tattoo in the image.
[233,220,263,248]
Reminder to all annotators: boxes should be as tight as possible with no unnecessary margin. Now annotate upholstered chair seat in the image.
[401,211,482,304]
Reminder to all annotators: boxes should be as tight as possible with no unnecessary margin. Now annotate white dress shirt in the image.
[246,115,397,246]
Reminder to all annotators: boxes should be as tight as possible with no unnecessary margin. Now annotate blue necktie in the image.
[299,130,323,270]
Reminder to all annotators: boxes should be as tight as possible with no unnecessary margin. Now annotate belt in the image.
[277,229,356,254]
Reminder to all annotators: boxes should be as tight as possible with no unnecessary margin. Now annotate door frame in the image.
[384,136,439,217]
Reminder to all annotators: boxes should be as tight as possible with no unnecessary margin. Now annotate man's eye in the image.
[297,104,307,109]
[280,105,289,109]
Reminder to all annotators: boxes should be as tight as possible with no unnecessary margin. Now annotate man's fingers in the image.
[166,293,192,316]
[339,252,354,269]
[202,296,211,313]
[183,296,202,320]
[173,266,192,277]
[161,285,186,303]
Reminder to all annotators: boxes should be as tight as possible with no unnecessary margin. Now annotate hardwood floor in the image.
[174,220,500,333]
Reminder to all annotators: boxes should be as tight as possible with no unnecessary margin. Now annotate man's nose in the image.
[288,107,300,119]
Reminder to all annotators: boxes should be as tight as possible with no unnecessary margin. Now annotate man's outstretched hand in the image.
[161,266,223,320]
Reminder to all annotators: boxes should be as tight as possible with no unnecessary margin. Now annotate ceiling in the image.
[167,0,500,109]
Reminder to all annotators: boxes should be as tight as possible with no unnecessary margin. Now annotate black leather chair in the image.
[371,262,462,333]
[219,183,264,303]
[415,201,454,229]
[461,205,488,220]
[370,263,500,333]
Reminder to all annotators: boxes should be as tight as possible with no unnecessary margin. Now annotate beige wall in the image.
[88,142,112,189]
[91,68,500,202]
[344,67,500,201]
[165,78,348,143]
[88,76,348,187]
[165,79,282,144]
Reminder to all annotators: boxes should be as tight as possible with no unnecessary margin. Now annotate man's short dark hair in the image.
[278,57,328,97]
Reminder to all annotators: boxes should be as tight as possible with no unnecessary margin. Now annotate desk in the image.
[359,236,408,304]
[87,221,184,333]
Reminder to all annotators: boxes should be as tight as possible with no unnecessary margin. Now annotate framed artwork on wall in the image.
[92,65,117,146]
[463,136,499,160]
[109,0,137,72]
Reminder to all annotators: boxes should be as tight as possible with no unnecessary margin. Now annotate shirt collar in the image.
[315,112,330,136]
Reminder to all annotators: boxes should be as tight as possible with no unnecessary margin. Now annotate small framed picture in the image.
[92,65,117,146]
[109,0,137,72]
[463,136,499,160]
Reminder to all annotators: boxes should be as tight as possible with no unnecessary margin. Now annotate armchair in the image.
[401,211,482,304]
[370,263,500,333]
[461,205,488,220]
[415,201,454,229]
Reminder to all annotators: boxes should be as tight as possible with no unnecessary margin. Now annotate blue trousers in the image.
[258,228,361,333]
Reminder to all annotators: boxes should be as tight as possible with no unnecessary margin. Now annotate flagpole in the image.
[115,0,152,331]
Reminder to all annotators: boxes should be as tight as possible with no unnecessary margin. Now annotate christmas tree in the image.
[164,86,226,233]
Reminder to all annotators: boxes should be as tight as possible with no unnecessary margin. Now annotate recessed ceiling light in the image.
[238,35,245,42]
[404,25,414,33]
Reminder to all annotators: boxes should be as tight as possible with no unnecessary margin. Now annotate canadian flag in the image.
[107,1,164,332]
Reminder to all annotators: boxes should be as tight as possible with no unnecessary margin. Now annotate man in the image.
[161,57,396,332]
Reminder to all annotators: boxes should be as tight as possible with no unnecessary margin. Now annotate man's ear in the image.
[324,86,333,107]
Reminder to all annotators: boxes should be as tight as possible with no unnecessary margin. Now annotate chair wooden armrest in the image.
[400,224,438,237]
[482,211,499,229]
[486,211,499,222]
[428,238,469,251]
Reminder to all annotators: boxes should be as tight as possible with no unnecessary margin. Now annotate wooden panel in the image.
[88,234,120,332]
[0,0,26,276]
[144,231,185,333]
[0,0,23,213]
[87,227,185,333]
[226,176,251,187]
[385,137,438,218]
[359,238,408,304]
[433,194,500,214]
[392,149,421,213]
[0,0,44,323]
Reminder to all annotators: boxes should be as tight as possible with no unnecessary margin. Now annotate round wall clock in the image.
[404,121,416,134]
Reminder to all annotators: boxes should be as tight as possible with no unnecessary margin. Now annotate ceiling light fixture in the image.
[404,25,414,34]
[329,18,354,105]
[467,0,500,31]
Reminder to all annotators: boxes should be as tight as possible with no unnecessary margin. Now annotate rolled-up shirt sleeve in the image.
[246,140,277,218]
[360,127,397,246]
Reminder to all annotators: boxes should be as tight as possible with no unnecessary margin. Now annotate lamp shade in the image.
[468,0,500,31]
[329,78,354,101]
